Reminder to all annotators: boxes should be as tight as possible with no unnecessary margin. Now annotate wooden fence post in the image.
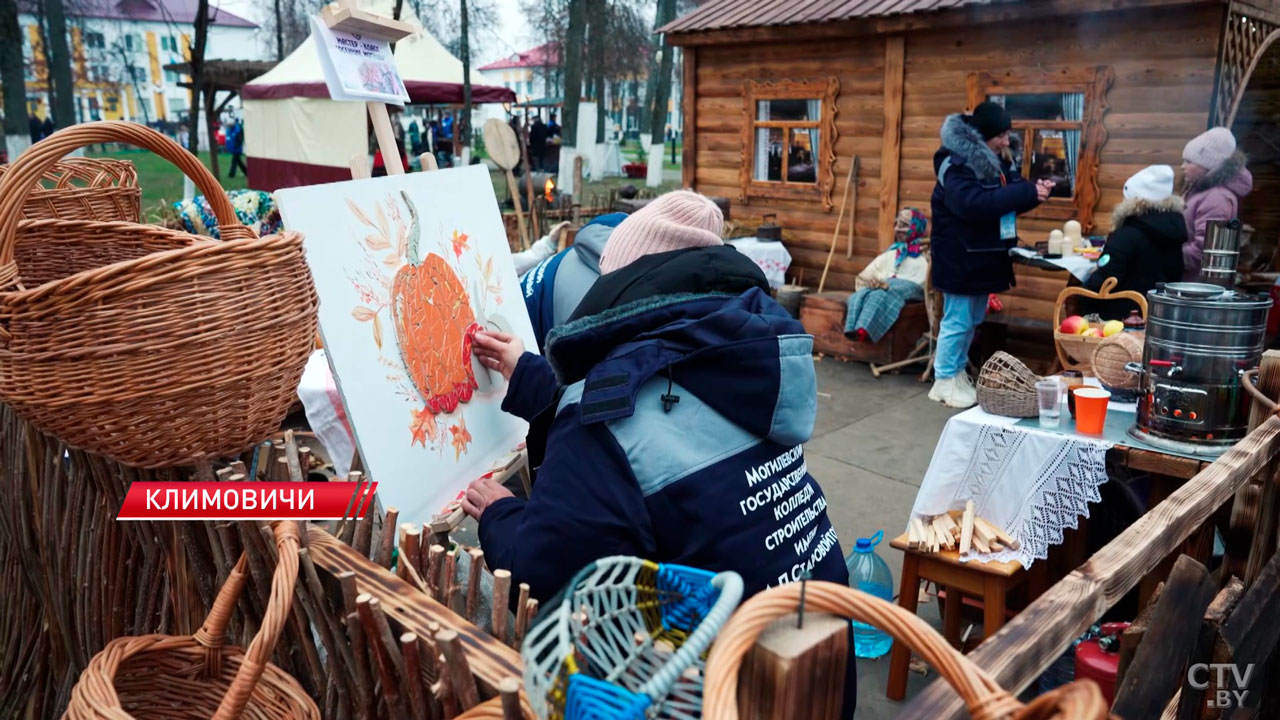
[1224,350,1280,584]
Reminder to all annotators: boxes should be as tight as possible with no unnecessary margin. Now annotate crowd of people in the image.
[924,101,1252,408]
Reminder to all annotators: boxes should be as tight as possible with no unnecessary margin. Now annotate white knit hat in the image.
[1123,165,1175,202]
[1183,127,1236,172]
[598,190,724,274]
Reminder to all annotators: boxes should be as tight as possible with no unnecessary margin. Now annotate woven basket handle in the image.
[702,581,1109,720]
[192,521,301,720]
[638,571,743,703]
[0,121,254,285]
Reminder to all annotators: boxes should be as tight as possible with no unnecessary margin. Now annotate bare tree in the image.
[258,0,312,60]
[417,0,498,149]
[36,0,76,127]
[187,0,209,161]
[559,0,585,150]
[1,0,28,151]
[647,0,677,144]
[108,35,151,124]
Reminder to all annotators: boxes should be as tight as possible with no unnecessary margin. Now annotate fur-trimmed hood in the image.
[939,113,1004,180]
[1184,150,1253,197]
[1112,195,1186,229]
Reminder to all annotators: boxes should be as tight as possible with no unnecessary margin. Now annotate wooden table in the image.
[885,532,1026,700]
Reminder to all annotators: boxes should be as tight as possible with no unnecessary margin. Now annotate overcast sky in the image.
[215,0,540,65]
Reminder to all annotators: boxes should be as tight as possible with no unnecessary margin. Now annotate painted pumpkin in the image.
[392,191,481,415]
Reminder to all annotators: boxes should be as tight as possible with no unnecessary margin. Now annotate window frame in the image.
[740,77,840,212]
[967,66,1114,232]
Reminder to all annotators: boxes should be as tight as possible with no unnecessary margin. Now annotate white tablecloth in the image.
[727,237,792,289]
[1009,247,1097,283]
[910,386,1135,568]
[296,350,356,477]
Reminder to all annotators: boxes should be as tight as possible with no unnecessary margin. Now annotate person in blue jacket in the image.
[928,101,1052,408]
[519,212,626,353]
[225,119,247,178]
[463,191,849,607]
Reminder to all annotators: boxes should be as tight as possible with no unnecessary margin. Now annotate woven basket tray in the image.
[0,157,140,222]
[1053,278,1148,375]
[977,351,1042,418]
[0,122,318,467]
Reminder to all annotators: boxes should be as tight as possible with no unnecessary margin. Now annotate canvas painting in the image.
[276,165,536,521]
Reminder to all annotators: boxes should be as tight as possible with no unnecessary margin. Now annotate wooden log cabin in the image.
[664,0,1280,344]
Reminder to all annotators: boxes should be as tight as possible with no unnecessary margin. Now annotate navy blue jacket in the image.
[930,114,1040,296]
[480,253,849,604]
[519,217,623,352]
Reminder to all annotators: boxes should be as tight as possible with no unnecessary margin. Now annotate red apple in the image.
[1081,327,1102,338]
[1059,315,1088,334]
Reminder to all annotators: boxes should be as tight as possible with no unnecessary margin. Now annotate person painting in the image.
[844,207,929,344]
[461,190,849,610]
[1083,165,1185,319]
[929,101,1051,408]
[1180,127,1252,280]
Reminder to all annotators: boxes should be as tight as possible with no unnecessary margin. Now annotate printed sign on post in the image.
[310,15,409,105]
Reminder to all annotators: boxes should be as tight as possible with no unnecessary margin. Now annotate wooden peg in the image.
[357,594,408,719]
[513,582,531,649]
[492,569,512,644]
[400,632,430,720]
[375,506,399,569]
[499,677,522,720]
[960,500,975,555]
[465,549,484,623]
[426,544,445,601]
[437,628,481,710]
[443,549,459,611]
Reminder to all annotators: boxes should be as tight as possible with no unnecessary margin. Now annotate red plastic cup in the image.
[1073,387,1111,434]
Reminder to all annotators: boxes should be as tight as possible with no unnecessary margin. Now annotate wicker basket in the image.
[1053,278,1148,374]
[522,556,744,720]
[0,157,140,222]
[0,122,318,468]
[1091,332,1144,395]
[703,581,1111,720]
[64,522,321,719]
[977,352,1042,418]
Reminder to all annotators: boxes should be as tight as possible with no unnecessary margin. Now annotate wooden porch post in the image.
[682,46,697,189]
[877,35,905,251]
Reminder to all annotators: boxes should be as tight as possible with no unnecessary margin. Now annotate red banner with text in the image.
[117,480,378,521]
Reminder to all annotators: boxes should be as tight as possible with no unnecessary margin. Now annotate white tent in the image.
[243,5,513,191]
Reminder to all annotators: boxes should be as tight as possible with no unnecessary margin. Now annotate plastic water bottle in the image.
[846,529,894,658]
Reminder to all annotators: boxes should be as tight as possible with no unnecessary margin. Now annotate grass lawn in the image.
[85,146,248,222]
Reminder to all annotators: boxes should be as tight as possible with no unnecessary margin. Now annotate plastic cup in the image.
[1066,384,1089,418]
[1035,379,1062,428]
[1074,387,1111,434]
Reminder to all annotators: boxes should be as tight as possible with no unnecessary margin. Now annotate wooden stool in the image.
[885,532,1026,700]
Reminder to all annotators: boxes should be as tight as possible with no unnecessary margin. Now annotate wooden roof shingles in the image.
[659,0,1010,33]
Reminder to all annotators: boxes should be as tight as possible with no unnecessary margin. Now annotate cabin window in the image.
[988,92,1083,200]
[741,77,840,211]
[969,66,1114,232]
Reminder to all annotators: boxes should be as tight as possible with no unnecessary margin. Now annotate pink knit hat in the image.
[1183,127,1236,172]
[598,190,724,274]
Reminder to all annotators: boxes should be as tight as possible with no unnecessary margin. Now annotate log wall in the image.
[681,4,1226,320]
[1234,47,1280,268]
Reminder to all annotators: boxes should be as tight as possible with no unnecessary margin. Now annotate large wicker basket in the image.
[703,581,1111,720]
[1053,278,1148,375]
[64,522,321,719]
[0,122,318,467]
[0,156,140,222]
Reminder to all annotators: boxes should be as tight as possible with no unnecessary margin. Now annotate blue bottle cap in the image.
[854,529,884,552]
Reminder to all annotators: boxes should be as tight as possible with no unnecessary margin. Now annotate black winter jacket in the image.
[1083,196,1187,319]
[929,114,1041,295]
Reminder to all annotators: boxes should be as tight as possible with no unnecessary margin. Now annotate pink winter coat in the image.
[1182,151,1252,281]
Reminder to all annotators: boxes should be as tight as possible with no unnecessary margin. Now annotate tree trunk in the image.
[188,0,211,156]
[460,0,471,147]
[587,0,605,145]
[204,87,220,180]
[44,0,77,128]
[0,0,28,148]
[560,0,586,150]
[274,0,285,60]
[638,33,660,137]
[648,0,677,143]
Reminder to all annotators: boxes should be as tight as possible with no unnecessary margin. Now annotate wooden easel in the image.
[324,0,416,179]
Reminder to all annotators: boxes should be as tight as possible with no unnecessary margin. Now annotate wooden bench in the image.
[799,291,930,367]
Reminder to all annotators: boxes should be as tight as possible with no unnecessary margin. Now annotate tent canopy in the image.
[243,10,514,105]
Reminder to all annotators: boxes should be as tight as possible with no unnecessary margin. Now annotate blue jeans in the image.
[936,293,988,379]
